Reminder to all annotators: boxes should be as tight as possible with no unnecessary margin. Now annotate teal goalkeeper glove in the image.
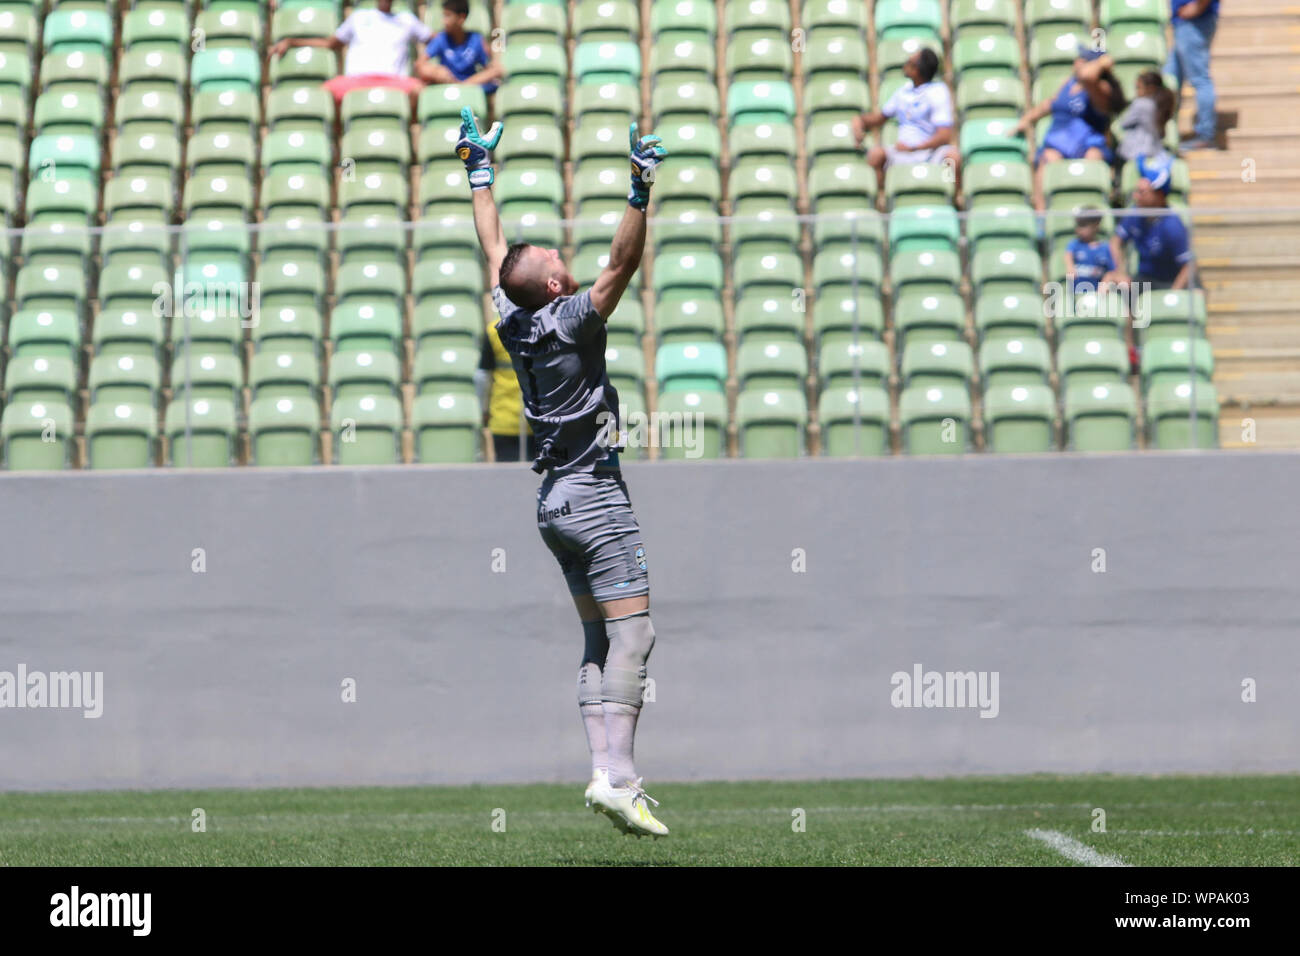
[628,123,667,209]
[456,106,502,190]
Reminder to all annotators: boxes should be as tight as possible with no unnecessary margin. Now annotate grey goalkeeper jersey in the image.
[491,285,622,476]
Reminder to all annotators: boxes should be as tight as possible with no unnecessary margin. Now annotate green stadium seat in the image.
[1058,337,1129,388]
[655,389,727,459]
[419,81,487,126]
[1064,380,1138,451]
[5,353,78,404]
[901,339,975,389]
[725,0,790,35]
[412,392,481,463]
[950,0,1016,37]
[123,7,190,53]
[960,117,1027,164]
[874,0,942,40]
[249,394,320,465]
[736,339,807,392]
[957,73,1024,119]
[267,85,331,136]
[801,32,867,80]
[165,397,238,467]
[195,8,261,48]
[1137,289,1207,341]
[414,343,478,396]
[813,292,884,345]
[894,293,967,353]
[169,349,243,405]
[971,246,1043,296]
[2,399,75,470]
[251,349,321,400]
[1141,337,1214,392]
[253,304,325,356]
[191,46,260,91]
[899,383,972,454]
[1024,0,1090,31]
[7,308,80,359]
[329,349,401,402]
[88,352,161,407]
[332,394,403,465]
[726,79,795,124]
[890,249,961,297]
[818,339,890,390]
[952,33,1019,81]
[1145,380,1218,450]
[575,39,641,84]
[736,387,806,458]
[94,307,166,363]
[651,0,716,38]
[818,386,890,457]
[1101,0,1165,29]
[983,383,1057,453]
[980,336,1053,388]
[885,161,955,208]
[85,401,157,469]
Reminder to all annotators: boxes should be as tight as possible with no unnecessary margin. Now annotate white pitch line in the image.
[1026,828,1131,867]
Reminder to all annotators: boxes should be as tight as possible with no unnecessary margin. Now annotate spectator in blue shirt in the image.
[1064,208,1118,295]
[1166,0,1220,150]
[1111,155,1195,291]
[417,0,502,95]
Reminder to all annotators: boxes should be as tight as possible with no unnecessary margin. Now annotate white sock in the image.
[603,701,640,788]
[580,701,608,776]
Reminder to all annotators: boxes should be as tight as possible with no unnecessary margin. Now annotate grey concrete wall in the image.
[1,451,1297,791]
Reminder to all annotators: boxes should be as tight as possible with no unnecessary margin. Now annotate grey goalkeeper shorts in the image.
[536,470,649,602]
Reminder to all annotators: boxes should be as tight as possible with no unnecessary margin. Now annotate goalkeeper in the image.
[456,108,670,837]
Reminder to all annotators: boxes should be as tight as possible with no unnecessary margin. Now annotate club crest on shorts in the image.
[635,546,646,571]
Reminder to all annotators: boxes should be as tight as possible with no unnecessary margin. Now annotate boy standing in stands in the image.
[418,0,502,95]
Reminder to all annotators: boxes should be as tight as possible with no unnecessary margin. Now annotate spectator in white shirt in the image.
[851,49,959,197]
[270,0,433,108]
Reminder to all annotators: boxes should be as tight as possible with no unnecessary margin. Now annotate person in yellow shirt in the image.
[475,320,535,463]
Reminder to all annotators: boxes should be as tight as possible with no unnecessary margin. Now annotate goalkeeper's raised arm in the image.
[457,106,508,286]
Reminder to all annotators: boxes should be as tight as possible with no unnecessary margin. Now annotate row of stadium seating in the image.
[0,0,1219,469]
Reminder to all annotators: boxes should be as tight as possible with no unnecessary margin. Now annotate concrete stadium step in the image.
[1201,276,1300,303]
[1180,86,1300,128]
[1196,256,1300,281]
[1187,167,1300,193]
[1188,187,1299,207]
[1194,231,1300,257]
[1214,348,1300,374]
[1211,17,1300,49]
[1225,126,1300,151]
[1213,369,1300,405]
[1208,323,1300,351]
[1188,148,1299,172]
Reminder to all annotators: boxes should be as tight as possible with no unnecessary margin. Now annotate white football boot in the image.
[584,768,609,807]
[589,775,670,837]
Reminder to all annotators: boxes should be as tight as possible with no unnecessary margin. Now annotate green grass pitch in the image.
[0,775,1296,866]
